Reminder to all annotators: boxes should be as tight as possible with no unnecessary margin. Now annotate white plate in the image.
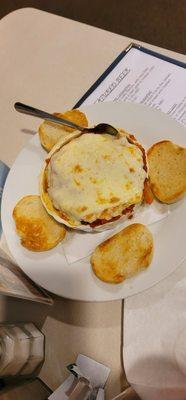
[2,102,186,301]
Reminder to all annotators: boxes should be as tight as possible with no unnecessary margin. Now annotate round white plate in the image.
[2,102,186,301]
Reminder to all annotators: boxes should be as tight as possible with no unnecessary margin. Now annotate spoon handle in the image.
[14,102,83,131]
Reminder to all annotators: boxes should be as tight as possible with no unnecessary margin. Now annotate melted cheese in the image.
[47,133,147,222]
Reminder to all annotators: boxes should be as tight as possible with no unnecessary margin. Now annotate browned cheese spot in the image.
[90,177,97,184]
[103,154,111,160]
[73,164,83,173]
[110,196,120,203]
[74,179,81,187]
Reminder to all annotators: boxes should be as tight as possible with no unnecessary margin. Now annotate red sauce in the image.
[89,214,121,228]
[127,135,147,172]
[84,204,135,228]
[122,204,134,215]
[129,134,137,142]
[143,178,154,204]
[137,143,148,172]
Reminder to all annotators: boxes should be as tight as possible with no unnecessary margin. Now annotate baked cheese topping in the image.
[47,133,147,223]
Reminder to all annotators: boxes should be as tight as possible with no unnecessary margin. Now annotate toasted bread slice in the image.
[91,223,153,284]
[13,195,66,251]
[39,109,88,151]
[148,141,186,203]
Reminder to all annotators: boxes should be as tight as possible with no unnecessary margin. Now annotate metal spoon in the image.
[14,102,118,136]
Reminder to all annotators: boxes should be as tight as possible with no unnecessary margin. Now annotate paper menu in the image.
[77,46,186,127]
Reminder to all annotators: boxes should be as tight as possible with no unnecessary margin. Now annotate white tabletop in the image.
[0,8,185,398]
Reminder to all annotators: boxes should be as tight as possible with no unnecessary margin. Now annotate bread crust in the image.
[90,223,153,283]
[147,141,186,203]
[13,195,66,251]
[39,109,88,151]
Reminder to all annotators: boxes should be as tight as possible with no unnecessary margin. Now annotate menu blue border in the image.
[74,43,186,108]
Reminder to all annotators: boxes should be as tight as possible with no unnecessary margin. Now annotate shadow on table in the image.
[1,291,122,331]
[21,128,36,135]
[1,294,50,328]
[46,294,122,329]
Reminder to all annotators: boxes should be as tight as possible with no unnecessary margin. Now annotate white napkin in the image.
[49,354,110,400]
[62,201,169,264]
[123,259,186,400]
